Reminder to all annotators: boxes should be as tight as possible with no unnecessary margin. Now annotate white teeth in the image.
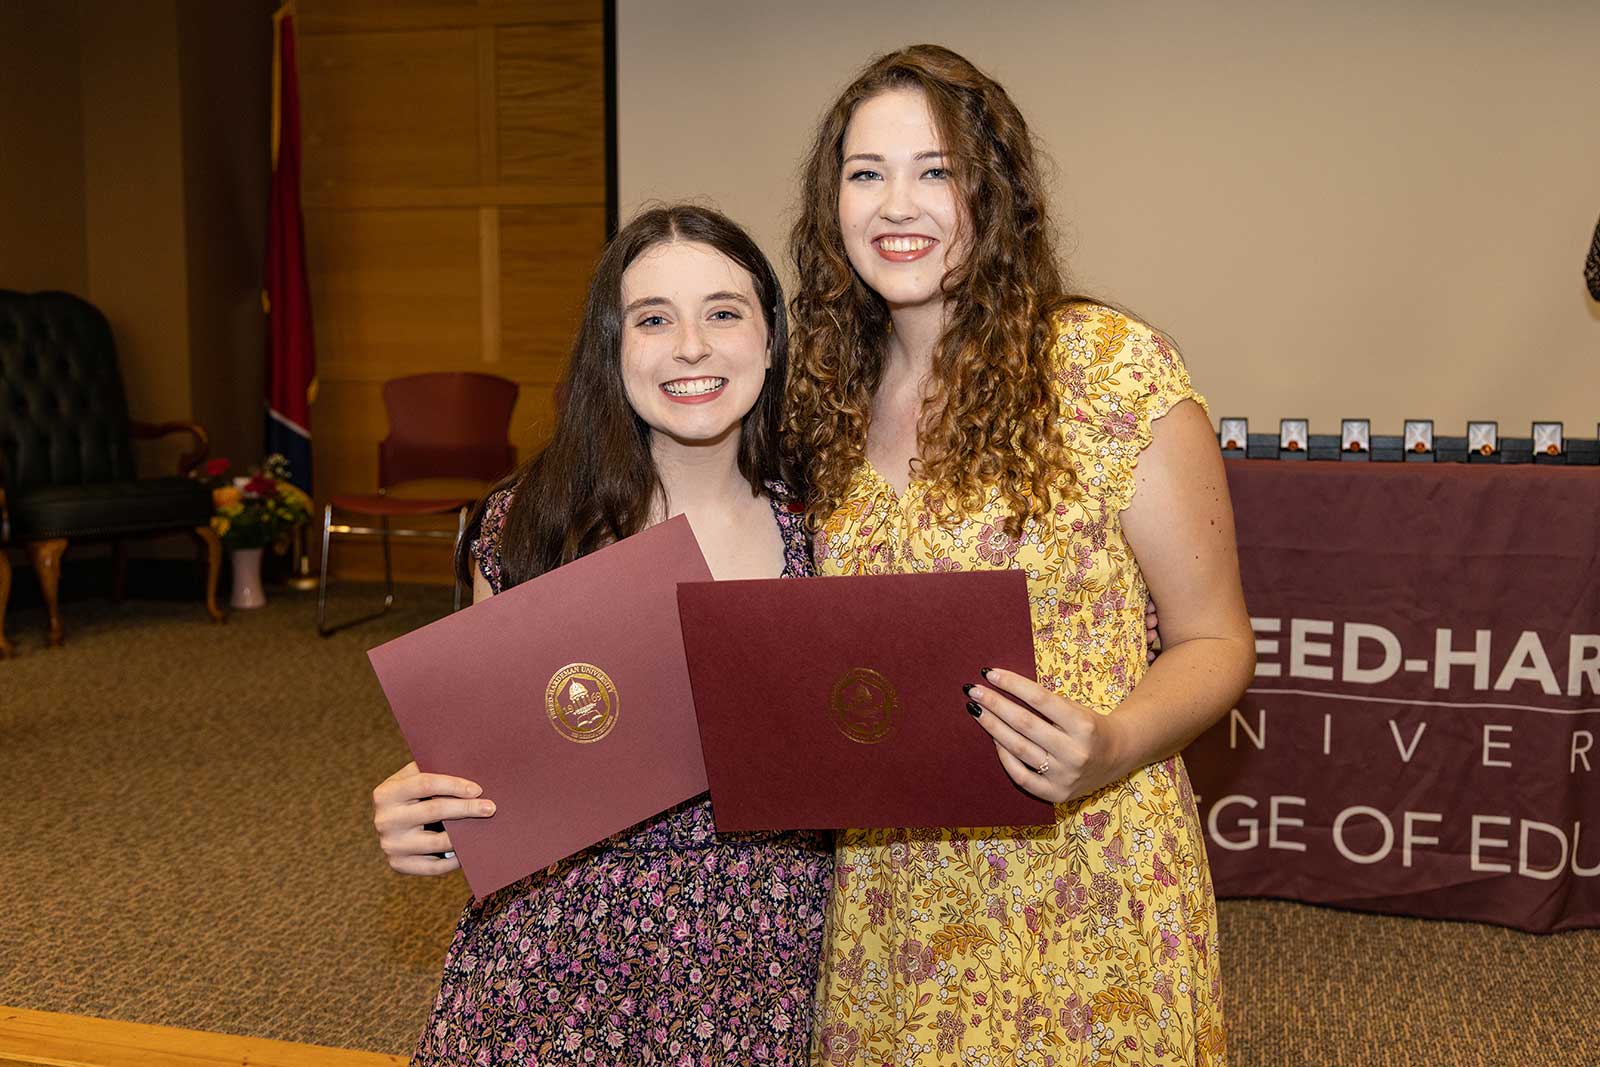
[662,377,726,396]
[877,236,934,253]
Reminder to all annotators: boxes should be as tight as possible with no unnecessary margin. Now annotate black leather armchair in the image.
[0,290,224,655]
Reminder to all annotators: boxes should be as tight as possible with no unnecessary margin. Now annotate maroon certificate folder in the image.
[367,516,713,899]
[676,569,1054,831]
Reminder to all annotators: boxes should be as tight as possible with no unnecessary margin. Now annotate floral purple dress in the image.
[412,485,832,1067]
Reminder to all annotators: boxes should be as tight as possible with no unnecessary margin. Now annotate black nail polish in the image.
[966,700,983,718]
[980,666,996,678]
[961,683,976,696]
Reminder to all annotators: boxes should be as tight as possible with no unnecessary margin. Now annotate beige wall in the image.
[619,1,1600,437]
[0,2,88,294]
[176,0,273,472]
[1,1,268,463]
[80,0,194,452]
[1,1,270,557]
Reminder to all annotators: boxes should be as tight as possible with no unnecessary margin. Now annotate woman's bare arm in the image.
[969,399,1254,800]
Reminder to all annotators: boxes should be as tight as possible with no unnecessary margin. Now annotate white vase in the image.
[229,547,267,609]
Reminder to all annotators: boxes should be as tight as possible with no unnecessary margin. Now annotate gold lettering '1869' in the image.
[831,667,898,744]
[545,662,619,744]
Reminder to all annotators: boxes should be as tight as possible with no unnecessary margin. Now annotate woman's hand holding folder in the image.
[372,761,496,875]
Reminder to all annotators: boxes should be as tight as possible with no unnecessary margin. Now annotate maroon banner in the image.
[1183,460,1600,932]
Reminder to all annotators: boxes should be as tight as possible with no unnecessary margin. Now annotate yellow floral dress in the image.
[810,305,1226,1067]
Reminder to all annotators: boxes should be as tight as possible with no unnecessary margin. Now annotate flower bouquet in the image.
[193,455,313,608]
[195,454,313,550]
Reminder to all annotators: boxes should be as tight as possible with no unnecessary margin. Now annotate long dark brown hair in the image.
[785,44,1078,535]
[456,205,791,591]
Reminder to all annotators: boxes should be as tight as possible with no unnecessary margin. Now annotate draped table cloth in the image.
[1184,460,1600,932]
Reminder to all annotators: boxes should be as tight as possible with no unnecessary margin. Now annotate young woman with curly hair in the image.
[787,46,1255,1066]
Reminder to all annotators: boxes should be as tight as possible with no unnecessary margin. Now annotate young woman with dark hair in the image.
[787,46,1255,1065]
[370,205,830,1065]
[474,205,797,592]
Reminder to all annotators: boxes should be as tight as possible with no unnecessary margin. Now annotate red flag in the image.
[264,2,315,492]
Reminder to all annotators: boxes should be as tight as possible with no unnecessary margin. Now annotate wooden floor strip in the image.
[0,1007,406,1067]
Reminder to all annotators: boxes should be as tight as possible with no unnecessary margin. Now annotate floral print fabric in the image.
[414,485,833,1066]
[810,305,1228,1066]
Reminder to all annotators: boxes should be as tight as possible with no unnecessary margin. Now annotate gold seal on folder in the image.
[546,663,619,744]
[830,667,898,745]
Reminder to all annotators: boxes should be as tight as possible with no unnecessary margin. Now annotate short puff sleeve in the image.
[1051,304,1207,513]
[469,489,514,594]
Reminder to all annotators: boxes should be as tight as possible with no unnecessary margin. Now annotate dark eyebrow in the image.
[624,292,752,315]
[841,150,945,165]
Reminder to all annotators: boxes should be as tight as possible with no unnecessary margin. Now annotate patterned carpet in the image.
[1,581,460,1055]
[2,580,1596,1064]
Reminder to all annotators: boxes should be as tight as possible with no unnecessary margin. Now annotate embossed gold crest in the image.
[830,667,898,745]
[545,663,619,744]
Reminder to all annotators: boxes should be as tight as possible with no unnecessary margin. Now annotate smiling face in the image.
[837,87,966,312]
[619,240,771,449]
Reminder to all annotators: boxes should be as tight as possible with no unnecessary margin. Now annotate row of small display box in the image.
[1218,419,1600,464]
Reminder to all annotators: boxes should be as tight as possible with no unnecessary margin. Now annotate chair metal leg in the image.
[381,517,396,613]
[317,505,336,637]
[317,506,400,637]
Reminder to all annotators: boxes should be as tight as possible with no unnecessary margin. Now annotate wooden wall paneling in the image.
[311,380,386,498]
[499,204,605,381]
[304,207,481,381]
[479,206,501,364]
[495,20,605,195]
[299,28,479,191]
[297,0,607,585]
[306,206,482,583]
[300,1,598,35]
[510,383,559,452]
[302,184,592,210]
[476,19,501,366]
[475,20,498,179]
[299,0,476,35]
[480,1,600,22]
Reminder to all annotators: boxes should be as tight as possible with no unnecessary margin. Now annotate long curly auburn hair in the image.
[786,44,1079,535]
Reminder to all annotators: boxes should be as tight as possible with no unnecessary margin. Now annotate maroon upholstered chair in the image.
[317,372,518,636]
